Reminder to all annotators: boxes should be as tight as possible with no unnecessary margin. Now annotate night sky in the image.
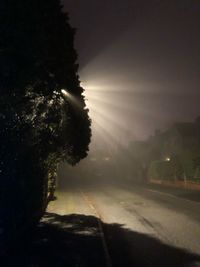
[64,0,200,147]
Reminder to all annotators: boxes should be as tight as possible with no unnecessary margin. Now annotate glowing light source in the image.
[165,157,171,162]
[61,89,82,108]
[61,89,69,97]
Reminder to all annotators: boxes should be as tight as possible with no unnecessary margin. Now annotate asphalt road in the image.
[45,183,200,267]
[4,183,200,267]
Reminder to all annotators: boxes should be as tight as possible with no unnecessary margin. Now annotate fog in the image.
[50,5,200,263]
[60,1,200,187]
[64,1,200,151]
[1,2,200,265]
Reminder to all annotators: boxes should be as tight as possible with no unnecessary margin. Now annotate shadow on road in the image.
[2,212,200,267]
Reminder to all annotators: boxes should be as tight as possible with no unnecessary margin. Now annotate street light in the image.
[61,89,69,97]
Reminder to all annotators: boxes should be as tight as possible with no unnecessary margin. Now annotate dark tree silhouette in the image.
[0,0,91,252]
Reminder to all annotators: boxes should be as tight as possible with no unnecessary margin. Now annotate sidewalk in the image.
[149,179,200,190]
[145,182,200,203]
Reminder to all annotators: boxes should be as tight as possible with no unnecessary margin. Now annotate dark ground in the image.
[2,211,200,267]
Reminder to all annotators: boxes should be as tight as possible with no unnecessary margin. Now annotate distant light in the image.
[104,157,110,161]
[61,89,69,97]
[165,157,171,162]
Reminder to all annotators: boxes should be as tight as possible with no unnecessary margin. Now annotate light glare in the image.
[61,89,69,97]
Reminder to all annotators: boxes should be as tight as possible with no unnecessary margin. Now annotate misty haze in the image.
[1,1,200,267]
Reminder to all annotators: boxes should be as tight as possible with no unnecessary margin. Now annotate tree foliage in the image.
[0,0,91,248]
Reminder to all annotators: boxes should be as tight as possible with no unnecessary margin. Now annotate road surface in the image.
[45,184,200,267]
[4,183,200,266]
